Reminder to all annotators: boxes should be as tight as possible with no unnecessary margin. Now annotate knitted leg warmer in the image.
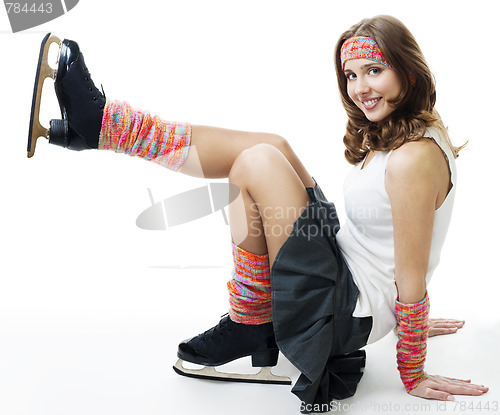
[227,243,272,325]
[98,100,191,172]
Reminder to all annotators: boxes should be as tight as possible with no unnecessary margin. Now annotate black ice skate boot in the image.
[173,315,291,385]
[27,33,106,157]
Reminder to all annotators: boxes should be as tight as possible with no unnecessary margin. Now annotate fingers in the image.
[425,376,489,401]
[410,375,489,401]
[428,319,465,337]
[441,376,471,383]
[422,389,454,401]
[439,382,489,398]
[429,318,465,327]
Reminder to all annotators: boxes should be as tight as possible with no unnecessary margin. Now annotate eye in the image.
[368,67,381,75]
[346,72,357,80]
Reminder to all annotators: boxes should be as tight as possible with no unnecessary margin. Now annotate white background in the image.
[0,0,499,414]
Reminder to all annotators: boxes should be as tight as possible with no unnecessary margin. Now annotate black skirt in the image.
[271,182,372,413]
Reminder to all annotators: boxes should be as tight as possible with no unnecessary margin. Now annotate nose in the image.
[355,76,370,96]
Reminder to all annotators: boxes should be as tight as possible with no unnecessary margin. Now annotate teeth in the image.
[363,98,380,106]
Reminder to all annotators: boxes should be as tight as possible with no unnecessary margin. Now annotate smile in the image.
[361,98,381,109]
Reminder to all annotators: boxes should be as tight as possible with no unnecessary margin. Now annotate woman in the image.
[27,14,487,413]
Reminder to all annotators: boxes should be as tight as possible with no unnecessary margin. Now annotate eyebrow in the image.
[344,62,384,73]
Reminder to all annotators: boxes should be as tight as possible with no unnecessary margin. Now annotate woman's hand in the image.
[409,375,488,400]
[428,318,465,337]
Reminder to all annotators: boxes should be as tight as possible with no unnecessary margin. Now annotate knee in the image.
[229,143,286,184]
[263,134,292,157]
[247,132,292,157]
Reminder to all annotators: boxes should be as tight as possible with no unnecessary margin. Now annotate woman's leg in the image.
[181,125,315,188]
[29,36,314,190]
[224,142,311,326]
[98,102,315,188]
[228,142,311,264]
[176,143,311,381]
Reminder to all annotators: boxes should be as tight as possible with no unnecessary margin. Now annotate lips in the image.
[361,97,381,110]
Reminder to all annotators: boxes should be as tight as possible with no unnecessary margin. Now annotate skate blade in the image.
[27,33,61,158]
[173,359,291,385]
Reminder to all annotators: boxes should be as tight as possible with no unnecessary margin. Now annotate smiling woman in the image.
[343,59,402,122]
[25,12,484,415]
[330,15,483,406]
[334,17,465,166]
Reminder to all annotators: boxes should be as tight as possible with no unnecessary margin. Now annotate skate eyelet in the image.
[93,97,97,101]
[89,87,93,91]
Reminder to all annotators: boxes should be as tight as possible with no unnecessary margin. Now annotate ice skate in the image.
[173,315,291,385]
[28,33,106,158]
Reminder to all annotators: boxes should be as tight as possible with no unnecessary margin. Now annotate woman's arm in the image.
[386,140,442,304]
[386,140,488,400]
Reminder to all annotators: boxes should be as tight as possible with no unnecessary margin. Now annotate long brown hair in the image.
[334,15,464,165]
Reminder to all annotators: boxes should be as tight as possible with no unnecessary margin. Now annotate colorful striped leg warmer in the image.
[227,243,272,325]
[98,100,191,172]
[395,292,430,392]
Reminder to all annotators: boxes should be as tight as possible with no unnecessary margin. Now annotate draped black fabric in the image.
[271,183,372,412]
[293,350,367,414]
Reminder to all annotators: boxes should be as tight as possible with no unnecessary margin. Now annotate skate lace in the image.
[83,66,106,109]
[201,314,232,341]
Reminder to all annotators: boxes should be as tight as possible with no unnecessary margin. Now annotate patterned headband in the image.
[341,36,393,70]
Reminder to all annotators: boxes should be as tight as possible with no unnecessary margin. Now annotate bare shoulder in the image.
[386,139,450,205]
[386,138,448,180]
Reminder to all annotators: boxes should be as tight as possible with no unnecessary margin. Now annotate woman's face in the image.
[344,58,402,122]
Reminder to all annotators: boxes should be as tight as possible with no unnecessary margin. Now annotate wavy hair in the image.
[334,15,465,165]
